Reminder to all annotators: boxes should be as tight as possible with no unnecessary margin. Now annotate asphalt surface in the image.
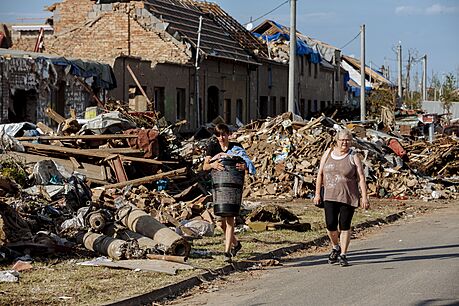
[171,205,459,306]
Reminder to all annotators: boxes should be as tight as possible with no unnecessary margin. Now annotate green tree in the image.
[440,73,459,124]
[429,73,441,100]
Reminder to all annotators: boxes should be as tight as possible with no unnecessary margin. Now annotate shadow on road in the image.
[281,244,459,268]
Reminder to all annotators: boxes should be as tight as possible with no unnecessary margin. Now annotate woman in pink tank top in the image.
[313,129,369,266]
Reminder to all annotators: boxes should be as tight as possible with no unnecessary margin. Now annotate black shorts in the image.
[324,200,356,231]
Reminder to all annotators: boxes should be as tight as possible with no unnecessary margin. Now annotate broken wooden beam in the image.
[45,107,65,124]
[126,64,155,114]
[20,142,177,165]
[16,134,139,141]
[99,167,187,190]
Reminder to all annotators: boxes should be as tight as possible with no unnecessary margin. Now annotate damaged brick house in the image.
[11,0,346,128]
[252,20,347,119]
[30,0,266,130]
[0,48,116,124]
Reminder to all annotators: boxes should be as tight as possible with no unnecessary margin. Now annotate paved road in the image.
[172,205,459,306]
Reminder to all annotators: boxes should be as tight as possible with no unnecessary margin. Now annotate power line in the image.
[339,31,360,50]
[243,0,290,26]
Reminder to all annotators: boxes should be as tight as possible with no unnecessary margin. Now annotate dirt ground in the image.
[0,198,455,306]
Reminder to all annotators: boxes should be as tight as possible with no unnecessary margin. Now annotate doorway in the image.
[8,89,38,123]
[207,86,219,122]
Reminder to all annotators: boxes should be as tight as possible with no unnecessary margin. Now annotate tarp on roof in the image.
[49,57,116,90]
[252,32,321,63]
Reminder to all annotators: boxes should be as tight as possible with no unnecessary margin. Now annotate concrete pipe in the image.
[87,212,106,232]
[116,205,190,257]
[76,231,127,260]
[103,224,159,253]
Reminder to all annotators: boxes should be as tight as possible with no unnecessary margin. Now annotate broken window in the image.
[176,88,186,120]
[224,98,232,124]
[300,98,306,117]
[128,85,147,112]
[236,99,243,122]
[280,97,286,113]
[270,96,276,116]
[154,87,165,116]
[259,96,268,118]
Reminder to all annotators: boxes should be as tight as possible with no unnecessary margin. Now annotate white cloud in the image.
[425,4,459,15]
[395,3,459,16]
[395,6,422,15]
[301,12,335,19]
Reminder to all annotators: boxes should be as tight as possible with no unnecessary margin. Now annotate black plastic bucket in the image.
[211,157,245,217]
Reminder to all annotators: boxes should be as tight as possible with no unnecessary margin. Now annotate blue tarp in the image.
[349,85,372,97]
[252,23,321,63]
[46,57,117,90]
[343,71,350,91]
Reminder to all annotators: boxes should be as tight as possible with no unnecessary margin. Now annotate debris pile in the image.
[225,112,458,201]
[0,107,457,267]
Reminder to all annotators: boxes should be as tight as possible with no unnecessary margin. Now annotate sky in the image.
[1,0,458,87]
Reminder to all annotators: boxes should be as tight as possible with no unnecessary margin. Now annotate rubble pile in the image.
[227,112,458,201]
[0,108,457,264]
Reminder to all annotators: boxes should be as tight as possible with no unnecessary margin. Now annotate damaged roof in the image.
[144,0,267,64]
[0,48,116,89]
[342,55,393,87]
[252,20,342,65]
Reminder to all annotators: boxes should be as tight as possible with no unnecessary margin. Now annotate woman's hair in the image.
[214,123,230,136]
[334,129,353,142]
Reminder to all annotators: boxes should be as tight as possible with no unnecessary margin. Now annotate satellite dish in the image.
[246,23,253,31]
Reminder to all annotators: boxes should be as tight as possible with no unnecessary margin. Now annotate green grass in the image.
[0,199,452,305]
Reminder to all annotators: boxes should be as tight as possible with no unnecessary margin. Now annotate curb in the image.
[106,211,406,306]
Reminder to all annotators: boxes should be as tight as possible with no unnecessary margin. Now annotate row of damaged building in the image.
[0,0,388,131]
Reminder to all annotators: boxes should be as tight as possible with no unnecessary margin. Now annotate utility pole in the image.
[195,16,203,127]
[360,24,366,122]
[406,49,412,101]
[422,54,427,101]
[288,0,297,114]
[397,42,403,105]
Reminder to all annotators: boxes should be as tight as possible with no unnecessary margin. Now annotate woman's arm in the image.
[203,156,224,171]
[354,154,370,209]
[313,148,330,205]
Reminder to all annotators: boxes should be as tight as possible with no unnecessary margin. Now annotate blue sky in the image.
[1,0,458,86]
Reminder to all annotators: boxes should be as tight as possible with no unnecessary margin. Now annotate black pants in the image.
[324,201,356,231]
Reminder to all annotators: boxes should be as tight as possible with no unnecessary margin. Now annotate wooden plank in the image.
[20,142,177,165]
[36,122,54,134]
[16,134,139,141]
[14,152,105,181]
[106,155,128,183]
[69,157,83,169]
[99,167,187,190]
[45,107,65,124]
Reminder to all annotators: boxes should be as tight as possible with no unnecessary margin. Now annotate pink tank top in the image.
[323,149,360,207]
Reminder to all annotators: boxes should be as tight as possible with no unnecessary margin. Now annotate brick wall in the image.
[45,2,191,65]
[52,0,95,34]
